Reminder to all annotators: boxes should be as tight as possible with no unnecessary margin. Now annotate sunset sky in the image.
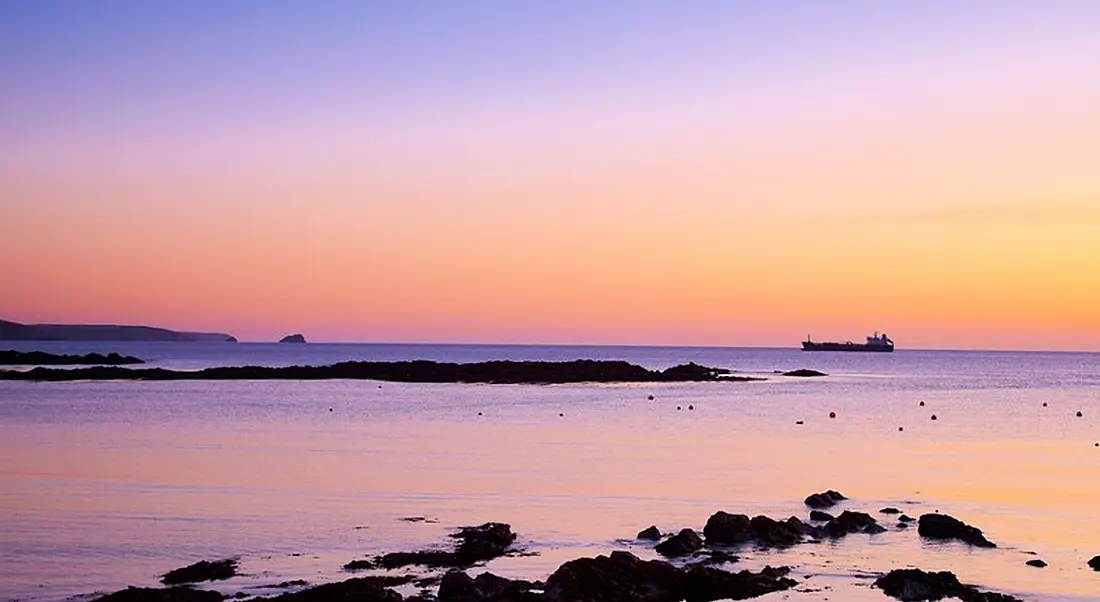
[3,2,1099,349]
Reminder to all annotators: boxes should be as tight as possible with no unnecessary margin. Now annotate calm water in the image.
[2,343,1100,601]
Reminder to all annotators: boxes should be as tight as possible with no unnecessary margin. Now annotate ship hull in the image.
[802,341,893,352]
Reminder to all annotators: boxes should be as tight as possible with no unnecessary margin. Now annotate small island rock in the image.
[279,334,307,344]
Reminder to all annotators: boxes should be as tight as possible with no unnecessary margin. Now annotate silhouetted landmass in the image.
[0,319,236,342]
[279,334,307,343]
[0,360,761,384]
[0,350,143,365]
[161,559,238,585]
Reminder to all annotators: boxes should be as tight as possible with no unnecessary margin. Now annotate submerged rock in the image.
[781,369,827,377]
[804,490,846,509]
[655,528,704,557]
[161,559,237,585]
[92,588,224,602]
[1026,559,1047,568]
[874,568,1023,602]
[917,514,995,548]
[267,577,408,601]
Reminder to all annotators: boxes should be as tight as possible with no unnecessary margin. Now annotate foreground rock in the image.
[1,360,761,384]
[0,350,143,365]
[874,568,1023,601]
[373,523,517,568]
[1089,555,1100,570]
[804,490,846,509]
[917,514,995,548]
[543,550,795,602]
[92,588,223,602]
[161,559,237,585]
[267,576,407,601]
[438,569,543,602]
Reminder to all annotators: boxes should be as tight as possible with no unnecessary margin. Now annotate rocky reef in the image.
[1,359,762,384]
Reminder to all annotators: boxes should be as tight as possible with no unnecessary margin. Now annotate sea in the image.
[2,342,1099,602]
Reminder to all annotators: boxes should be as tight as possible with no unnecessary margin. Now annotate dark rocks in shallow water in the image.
[702,512,752,545]
[655,528,704,557]
[375,523,516,568]
[1089,555,1100,570]
[92,588,224,602]
[637,526,661,541]
[543,550,794,602]
[343,559,373,570]
[808,510,834,522]
[823,511,880,537]
[267,577,408,602]
[681,564,796,602]
[1026,559,1047,568]
[897,522,909,529]
[880,507,901,514]
[804,490,846,508]
[438,570,543,602]
[161,559,237,585]
[918,513,995,548]
[544,551,683,602]
[782,369,827,377]
[874,568,1023,602]
[863,523,888,534]
[702,512,814,548]
[452,522,517,563]
[898,514,915,522]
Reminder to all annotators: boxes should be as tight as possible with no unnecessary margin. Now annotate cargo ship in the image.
[802,332,894,352]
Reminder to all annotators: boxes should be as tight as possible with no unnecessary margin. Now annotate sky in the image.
[2,1,1100,349]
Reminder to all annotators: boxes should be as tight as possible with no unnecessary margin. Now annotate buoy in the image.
[829,411,836,419]
[1077,411,1083,417]
[931,414,937,421]
[898,426,904,431]
[796,421,804,425]
[559,413,564,417]
[677,406,682,411]
[329,408,333,412]
[919,401,925,407]
[1042,402,1047,407]
[477,412,482,416]
[648,395,654,401]
[688,405,694,410]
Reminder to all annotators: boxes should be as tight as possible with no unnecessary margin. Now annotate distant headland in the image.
[0,319,237,343]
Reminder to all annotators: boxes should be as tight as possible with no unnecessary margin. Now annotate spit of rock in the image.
[161,559,237,585]
[874,568,1023,602]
